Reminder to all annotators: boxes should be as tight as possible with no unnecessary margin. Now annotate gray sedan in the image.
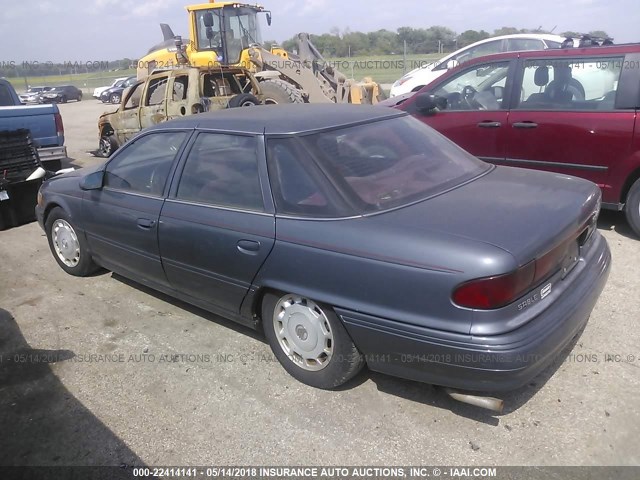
[35,105,610,407]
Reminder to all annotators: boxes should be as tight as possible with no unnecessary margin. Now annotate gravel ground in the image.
[0,99,638,469]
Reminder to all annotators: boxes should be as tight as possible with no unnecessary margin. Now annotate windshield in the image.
[270,116,489,215]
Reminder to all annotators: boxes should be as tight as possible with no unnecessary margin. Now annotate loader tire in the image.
[260,79,305,104]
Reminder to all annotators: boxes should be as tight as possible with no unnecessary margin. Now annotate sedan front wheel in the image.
[45,207,99,276]
[262,291,364,389]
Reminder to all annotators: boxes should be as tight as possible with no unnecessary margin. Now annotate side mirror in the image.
[203,12,214,28]
[415,93,447,114]
[79,170,104,191]
[491,86,504,100]
[266,12,272,26]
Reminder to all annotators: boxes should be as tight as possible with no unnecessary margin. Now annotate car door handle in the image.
[477,121,502,128]
[237,240,260,255]
[137,218,156,229]
[512,122,538,129]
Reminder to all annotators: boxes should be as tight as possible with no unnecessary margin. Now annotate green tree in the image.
[457,29,491,48]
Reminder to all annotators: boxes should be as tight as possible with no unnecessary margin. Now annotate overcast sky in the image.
[2,0,639,63]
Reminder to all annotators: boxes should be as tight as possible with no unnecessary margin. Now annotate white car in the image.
[390,34,567,97]
[93,77,128,99]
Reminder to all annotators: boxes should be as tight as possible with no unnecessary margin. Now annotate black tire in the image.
[45,207,99,277]
[262,291,364,389]
[60,96,67,104]
[77,92,82,101]
[260,79,305,104]
[625,178,640,238]
[110,93,121,104]
[98,134,118,158]
[228,93,260,108]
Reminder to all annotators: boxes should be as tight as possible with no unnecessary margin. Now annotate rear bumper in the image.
[37,145,67,163]
[339,233,611,393]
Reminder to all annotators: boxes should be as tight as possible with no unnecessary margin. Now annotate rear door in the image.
[413,60,514,163]
[165,73,191,121]
[505,54,635,196]
[159,131,275,316]
[139,73,169,129]
[83,130,190,288]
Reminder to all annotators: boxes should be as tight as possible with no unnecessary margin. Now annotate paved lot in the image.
[1,99,639,467]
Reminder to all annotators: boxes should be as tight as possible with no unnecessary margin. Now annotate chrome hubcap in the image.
[52,219,80,267]
[273,295,333,371]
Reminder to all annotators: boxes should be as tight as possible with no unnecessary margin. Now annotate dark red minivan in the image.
[387,42,640,237]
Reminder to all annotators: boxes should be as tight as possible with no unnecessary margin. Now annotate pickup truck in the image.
[97,66,263,157]
[0,78,67,171]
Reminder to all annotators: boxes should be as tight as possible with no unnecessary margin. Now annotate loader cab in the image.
[191,4,265,65]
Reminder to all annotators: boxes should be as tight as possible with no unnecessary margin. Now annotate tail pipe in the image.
[444,388,504,413]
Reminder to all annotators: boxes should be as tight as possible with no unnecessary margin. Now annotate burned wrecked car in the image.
[97,66,263,157]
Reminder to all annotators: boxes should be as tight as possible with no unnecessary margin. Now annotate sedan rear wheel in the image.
[625,178,640,238]
[45,207,98,276]
[110,93,121,104]
[262,291,364,389]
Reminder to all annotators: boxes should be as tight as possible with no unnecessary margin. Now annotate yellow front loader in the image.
[137,1,384,105]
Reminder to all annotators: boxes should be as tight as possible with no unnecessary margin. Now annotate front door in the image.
[414,60,513,162]
[82,130,190,288]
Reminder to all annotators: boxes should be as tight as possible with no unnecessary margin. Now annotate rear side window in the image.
[176,133,264,211]
[516,57,624,110]
[507,38,545,51]
[266,139,350,217]
[145,76,169,106]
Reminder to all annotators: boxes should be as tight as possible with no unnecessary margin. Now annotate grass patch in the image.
[4,53,445,93]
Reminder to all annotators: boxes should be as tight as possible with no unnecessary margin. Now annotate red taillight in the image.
[54,112,64,137]
[452,217,594,310]
[452,261,535,309]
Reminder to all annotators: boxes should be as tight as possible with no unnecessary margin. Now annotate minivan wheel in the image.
[262,291,364,389]
[625,178,640,238]
[45,207,98,276]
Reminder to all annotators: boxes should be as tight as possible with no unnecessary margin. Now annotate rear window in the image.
[269,115,489,216]
[0,85,14,106]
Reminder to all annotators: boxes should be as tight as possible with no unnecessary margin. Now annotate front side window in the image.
[431,61,511,111]
[172,76,189,101]
[516,56,623,110]
[105,131,187,195]
[123,83,143,110]
[176,133,263,211]
[286,115,489,214]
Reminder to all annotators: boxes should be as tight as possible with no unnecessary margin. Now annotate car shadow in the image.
[0,308,144,471]
[111,273,268,345]
[109,273,587,423]
[367,326,584,425]
[597,209,637,240]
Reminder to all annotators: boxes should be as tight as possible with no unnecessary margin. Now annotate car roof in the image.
[152,104,408,135]
[452,42,640,66]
